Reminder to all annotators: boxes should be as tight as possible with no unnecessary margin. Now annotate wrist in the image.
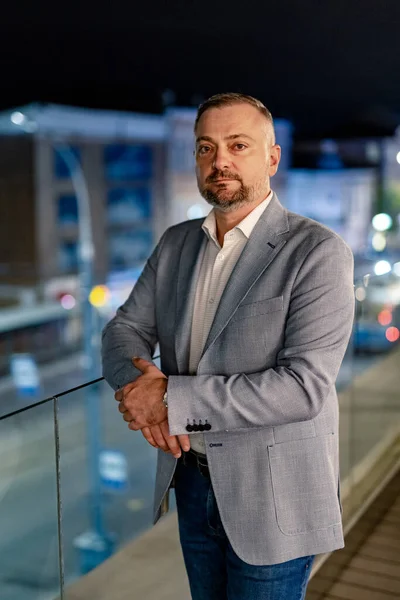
[162,389,168,410]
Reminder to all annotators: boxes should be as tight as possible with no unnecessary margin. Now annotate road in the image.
[0,350,382,600]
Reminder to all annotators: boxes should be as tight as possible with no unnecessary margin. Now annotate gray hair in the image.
[194,92,275,143]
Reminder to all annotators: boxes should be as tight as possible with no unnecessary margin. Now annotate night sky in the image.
[1,0,400,138]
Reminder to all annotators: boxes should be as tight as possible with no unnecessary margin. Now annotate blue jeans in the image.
[174,459,315,600]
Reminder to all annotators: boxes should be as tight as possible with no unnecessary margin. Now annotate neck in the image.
[214,192,270,246]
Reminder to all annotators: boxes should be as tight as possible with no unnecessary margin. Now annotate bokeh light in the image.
[187,204,206,220]
[371,232,386,251]
[372,213,392,232]
[355,287,366,302]
[10,111,26,126]
[60,294,76,310]
[386,327,400,342]
[378,309,392,326]
[374,260,391,276]
[89,285,111,307]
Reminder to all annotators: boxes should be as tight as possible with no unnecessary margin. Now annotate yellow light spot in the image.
[89,285,110,307]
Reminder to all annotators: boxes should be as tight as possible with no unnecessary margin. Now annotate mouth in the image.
[211,179,237,183]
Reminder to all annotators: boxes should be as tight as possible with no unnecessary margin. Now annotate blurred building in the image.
[290,133,400,256]
[284,167,376,255]
[0,105,168,287]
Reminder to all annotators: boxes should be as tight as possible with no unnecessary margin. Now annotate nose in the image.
[212,146,232,171]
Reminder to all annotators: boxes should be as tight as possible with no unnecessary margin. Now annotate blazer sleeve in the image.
[101,233,166,391]
[166,235,355,435]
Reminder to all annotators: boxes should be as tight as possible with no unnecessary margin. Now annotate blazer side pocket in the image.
[268,434,341,536]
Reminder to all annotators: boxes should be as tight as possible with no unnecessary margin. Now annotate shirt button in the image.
[209,298,215,304]
[219,254,225,260]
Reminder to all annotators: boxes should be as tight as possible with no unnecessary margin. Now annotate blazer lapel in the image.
[175,224,207,373]
[201,195,290,358]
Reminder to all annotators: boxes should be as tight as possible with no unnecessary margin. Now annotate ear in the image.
[268,145,281,177]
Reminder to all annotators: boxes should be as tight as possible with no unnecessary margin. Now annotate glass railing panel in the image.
[337,344,354,518]
[52,383,94,590]
[348,271,400,508]
[99,377,159,543]
[334,285,360,525]
[0,403,62,600]
[56,376,159,593]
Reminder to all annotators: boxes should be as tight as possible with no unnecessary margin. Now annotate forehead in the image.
[196,103,269,139]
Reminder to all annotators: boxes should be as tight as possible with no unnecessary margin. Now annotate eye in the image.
[197,145,211,156]
[233,143,247,151]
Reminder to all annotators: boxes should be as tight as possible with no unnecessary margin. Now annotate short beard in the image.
[201,185,253,213]
[199,172,256,213]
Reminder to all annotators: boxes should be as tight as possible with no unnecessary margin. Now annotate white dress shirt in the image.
[188,191,273,453]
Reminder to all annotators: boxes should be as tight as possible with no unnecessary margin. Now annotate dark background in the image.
[1,0,400,137]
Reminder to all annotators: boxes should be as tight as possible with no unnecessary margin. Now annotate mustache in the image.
[206,170,241,183]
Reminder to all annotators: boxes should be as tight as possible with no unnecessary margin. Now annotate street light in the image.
[10,114,113,573]
[56,146,114,573]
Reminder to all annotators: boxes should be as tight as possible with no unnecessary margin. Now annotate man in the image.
[102,93,355,600]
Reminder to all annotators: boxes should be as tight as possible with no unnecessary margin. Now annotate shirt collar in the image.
[202,190,273,244]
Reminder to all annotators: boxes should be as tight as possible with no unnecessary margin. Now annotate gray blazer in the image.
[102,194,355,565]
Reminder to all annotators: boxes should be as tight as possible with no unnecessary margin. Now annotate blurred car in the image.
[353,271,400,353]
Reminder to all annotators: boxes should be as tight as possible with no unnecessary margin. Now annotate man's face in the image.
[195,103,281,213]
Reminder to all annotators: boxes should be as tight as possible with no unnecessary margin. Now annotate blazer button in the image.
[192,423,199,432]
[204,423,212,431]
[186,424,193,432]
[198,424,205,432]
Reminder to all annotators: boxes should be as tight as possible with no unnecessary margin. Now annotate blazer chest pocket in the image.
[231,295,283,322]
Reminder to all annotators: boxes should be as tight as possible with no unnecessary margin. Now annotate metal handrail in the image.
[0,353,162,422]
[0,376,105,421]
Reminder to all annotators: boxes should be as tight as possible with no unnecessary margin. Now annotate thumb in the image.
[132,356,154,373]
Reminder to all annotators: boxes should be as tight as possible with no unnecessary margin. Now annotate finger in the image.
[159,421,182,458]
[178,434,191,452]
[141,427,158,448]
[116,383,134,402]
[132,356,152,373]
[128,419,141,431]
[122,411,133,423]
[149,425,170,452]
[121,382,136,401]
[132,357,163,376]
[118,402,126,414]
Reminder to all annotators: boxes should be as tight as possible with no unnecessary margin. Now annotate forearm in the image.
[101,234,165,391]
[167,360,341,436]
[102,322,157,390]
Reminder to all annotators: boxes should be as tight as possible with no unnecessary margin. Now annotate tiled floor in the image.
[64,468,400,600]
[306,470,400,600]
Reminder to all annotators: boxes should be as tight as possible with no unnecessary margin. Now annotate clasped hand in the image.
[114,357,190,458]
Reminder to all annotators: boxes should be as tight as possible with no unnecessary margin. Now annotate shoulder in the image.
[287,210,353,259]
[160,218,205,244]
